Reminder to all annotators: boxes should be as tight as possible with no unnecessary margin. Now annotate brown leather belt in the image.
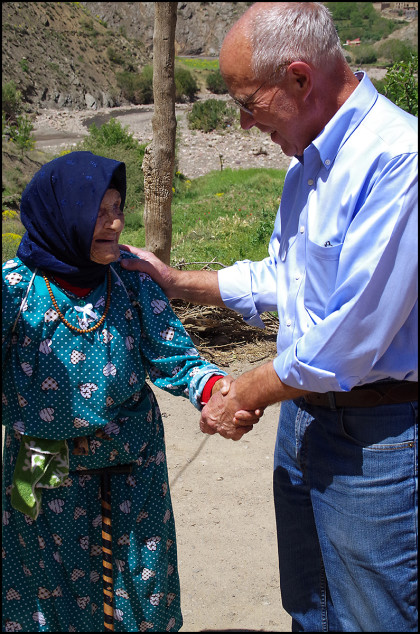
[303,381,418,409]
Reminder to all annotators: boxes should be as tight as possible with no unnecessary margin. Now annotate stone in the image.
[84,93,97,109]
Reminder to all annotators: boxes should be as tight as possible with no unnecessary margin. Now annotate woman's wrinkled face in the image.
[90,188,124,265]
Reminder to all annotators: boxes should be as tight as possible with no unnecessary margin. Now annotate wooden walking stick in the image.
[101,470,114,631]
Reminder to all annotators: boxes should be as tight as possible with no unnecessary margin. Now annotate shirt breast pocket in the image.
[304,239,343,321]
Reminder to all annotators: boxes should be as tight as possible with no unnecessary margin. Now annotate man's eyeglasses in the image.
[230,61,292,116]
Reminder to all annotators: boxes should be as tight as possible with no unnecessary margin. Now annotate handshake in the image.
[200,376,264,441]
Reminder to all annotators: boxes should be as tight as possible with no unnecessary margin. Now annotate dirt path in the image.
[32,98,293,179]
[152,358,291,632]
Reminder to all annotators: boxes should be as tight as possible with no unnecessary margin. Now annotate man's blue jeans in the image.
[273,398,418,632]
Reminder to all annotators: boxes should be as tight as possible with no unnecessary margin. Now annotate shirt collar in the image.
[302,71,379,169]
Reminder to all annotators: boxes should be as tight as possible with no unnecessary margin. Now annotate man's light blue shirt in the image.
[218,72,418,392]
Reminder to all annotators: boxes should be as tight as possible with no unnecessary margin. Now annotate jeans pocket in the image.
[340,403,416,450]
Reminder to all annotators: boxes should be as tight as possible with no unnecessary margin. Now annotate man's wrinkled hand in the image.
[119,245,175,295]
[199,388,260,441]
[210,376,264,426]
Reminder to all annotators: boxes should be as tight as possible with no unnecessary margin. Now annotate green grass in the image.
[175,57,220,92]
[176,57,219,72]
[120,167,285,268]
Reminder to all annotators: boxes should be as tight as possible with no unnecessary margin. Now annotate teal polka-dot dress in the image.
[2,251,226,632]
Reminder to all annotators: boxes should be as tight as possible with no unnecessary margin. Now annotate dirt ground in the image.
[153,362,291,633]
[150,307,291,632]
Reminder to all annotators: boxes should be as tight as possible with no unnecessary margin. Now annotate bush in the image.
[8,114,35,154]
[137,65,154,104]
[86,118,139,149]
[107,46,125,65]
[377,39,416,65]
[117,65,198,105]
[2,81,22,124]
[206,70,228,94]
[383,55,418,116]
[188,99,237,133]
[354,45,377,65]
[174,68,198,102]
[2,232,23,262]
[116,66,154,104]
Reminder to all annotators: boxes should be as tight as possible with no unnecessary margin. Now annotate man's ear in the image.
[287,61,313,100]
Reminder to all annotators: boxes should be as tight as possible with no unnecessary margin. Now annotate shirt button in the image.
[286,319,292,327]
[308,179,314,186]
[300,225,305,233]
[295,274,300,280]
[325,159,331,166]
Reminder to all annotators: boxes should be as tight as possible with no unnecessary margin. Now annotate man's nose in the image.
[240,110,256,130]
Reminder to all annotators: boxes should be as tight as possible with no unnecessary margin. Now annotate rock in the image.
[101,92,114,108]
[84,93,97,109]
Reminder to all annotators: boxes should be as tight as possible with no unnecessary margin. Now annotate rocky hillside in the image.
[80,2,252,56]
[2,2,251,113]
[2,2,417,114]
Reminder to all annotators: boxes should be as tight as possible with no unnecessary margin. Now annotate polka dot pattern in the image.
[2,253,227,632]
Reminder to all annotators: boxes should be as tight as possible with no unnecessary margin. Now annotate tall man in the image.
[122,3,418,631]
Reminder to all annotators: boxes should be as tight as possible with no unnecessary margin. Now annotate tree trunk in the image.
[142,1,178,264]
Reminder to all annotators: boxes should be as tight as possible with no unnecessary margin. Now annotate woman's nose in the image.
[104,211,123,230]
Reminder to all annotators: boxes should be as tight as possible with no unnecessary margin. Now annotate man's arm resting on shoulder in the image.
[120,244,225,307]
[200,360,309,440]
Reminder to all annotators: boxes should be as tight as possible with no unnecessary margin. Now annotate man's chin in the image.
[270,132,295,156]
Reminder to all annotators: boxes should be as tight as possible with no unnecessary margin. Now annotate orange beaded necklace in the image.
[42,269,112,333]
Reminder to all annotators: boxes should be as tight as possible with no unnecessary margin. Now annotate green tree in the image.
[8,114,35,155]
[383,55,418,116]
[2,81,22,124]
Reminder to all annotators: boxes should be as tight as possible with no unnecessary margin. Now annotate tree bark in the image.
[142,2,178,264]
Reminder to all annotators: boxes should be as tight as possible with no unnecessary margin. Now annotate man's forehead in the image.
[220,30,254,85]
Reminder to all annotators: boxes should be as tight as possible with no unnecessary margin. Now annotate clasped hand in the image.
[200,376,263,441]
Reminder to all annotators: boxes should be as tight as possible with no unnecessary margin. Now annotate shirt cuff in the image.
[218,263,266,329]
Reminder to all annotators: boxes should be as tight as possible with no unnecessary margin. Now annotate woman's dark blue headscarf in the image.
[17,151,126,286]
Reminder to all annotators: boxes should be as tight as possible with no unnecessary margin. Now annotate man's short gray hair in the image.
[250,2,346,80]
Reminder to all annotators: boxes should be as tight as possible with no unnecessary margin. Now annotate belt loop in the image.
[327,391,337,410]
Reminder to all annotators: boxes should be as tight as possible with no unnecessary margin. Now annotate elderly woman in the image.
[2,151,257,633]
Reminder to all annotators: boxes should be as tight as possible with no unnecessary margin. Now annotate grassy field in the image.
[175,56,220,92]
[123,166,285,268]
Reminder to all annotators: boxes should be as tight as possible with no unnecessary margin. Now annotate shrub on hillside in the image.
[175,68,198,102]
[354,45,377,65]
[188,99,237,133]
[107,46,125,66]
[206,70,228,94]
[383,55,418,116]
[116,66,154,105]
[377,39,417,65]
[2,81,22,124]
[117,65,198,105]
